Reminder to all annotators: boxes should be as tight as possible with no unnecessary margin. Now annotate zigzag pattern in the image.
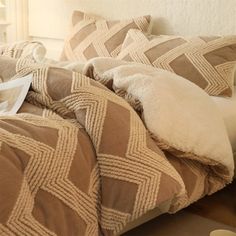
[43,71,186,234]
[5,56,231,235]
[118,29,236,96]
[0,41,45,61]
[0,62,188,236]
[61,11,150,62]
[0,113,100,236]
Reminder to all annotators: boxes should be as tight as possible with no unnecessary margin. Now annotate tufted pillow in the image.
[60,11,151,62]
[0,41,46,62]
[118,29,236,97]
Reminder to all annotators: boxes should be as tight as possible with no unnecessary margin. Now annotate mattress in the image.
[211,86,236,171]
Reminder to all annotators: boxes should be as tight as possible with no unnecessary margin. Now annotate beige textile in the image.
[0,54,233,235]
[118,30,236,97]
[61,11,151,62]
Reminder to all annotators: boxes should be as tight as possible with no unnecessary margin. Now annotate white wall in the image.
[27,0,236,60]
[6,0,28,42]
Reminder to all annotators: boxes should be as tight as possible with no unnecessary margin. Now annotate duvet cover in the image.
[0,50,234,236]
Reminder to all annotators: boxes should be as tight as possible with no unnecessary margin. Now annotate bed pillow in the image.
[0,41,46,62]
[118,29,236,97]
[60,11,151,62]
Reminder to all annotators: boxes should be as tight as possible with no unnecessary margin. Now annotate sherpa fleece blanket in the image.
[0,55,234,236]
[84,58,234,177]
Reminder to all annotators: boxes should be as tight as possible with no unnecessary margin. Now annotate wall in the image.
[27,0,236,59]
[6,0,28,42]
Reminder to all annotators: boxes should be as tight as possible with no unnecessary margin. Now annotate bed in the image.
[0,1,236,236]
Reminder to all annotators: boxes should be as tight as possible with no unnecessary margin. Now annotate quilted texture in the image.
[118,29,236,97]
[60,11,151,62]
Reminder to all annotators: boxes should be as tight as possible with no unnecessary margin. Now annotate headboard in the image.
[28,0,236,59]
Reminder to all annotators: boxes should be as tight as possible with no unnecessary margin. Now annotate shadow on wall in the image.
[151,17,174,35]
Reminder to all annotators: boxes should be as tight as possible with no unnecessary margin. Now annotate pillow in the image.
[118,29,236,97]
[0,41,46,62]
[60,11,151,62]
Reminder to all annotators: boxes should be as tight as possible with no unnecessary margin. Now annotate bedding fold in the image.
[83,57,234,180]
[0,56,234,236]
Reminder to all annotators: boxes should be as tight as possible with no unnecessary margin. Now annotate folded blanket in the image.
[84,57,234,180]
[0,41,46,83]
[0,55,234,236]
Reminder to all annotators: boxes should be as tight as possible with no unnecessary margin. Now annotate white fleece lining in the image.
[103,63,234,177]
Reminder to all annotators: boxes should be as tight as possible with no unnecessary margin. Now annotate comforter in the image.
[0,54,234,236]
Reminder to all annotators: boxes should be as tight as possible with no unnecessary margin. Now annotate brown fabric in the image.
[0,41,46,82]
[60,11,151,62]
[0,41,45,62]
[83,57,232,185]
[0,56,232,236]
[118,30,236,97]
[0,57,184,235]
[0,56,17,82]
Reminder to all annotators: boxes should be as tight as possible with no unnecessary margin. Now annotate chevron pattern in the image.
[118,29,236,97]
[0,56,231,235]
[0,41,45,62]
[0,60,189,235]
[60,11,151,62]
[0,113,99,236]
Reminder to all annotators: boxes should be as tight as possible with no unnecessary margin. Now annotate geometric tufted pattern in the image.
[60,11,151,62]
[118,29,236,97]
[0,41,46,62]
[0,62,186,236]
[0,56,232,235]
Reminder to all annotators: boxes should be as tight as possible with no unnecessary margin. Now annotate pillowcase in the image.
[118,29,236,97]
[60,11,151,62]
[0,41,46,62]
